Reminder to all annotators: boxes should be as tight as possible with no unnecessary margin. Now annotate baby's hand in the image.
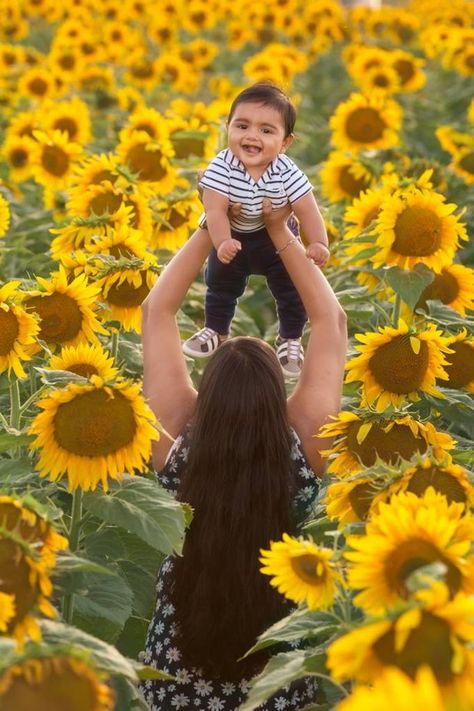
[217,238,242,264]
[306,242,330,267]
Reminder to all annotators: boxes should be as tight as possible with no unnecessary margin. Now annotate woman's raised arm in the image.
[262,200,348,475]
[141,228,212,470]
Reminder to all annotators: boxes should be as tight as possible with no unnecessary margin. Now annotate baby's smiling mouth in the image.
[242,144,261,154]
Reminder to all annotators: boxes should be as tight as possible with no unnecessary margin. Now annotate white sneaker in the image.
[182,327,227,358]
[275,336,304,378]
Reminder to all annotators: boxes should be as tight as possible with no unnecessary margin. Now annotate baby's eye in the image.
[261,128,273,134]
[236,123,247,129]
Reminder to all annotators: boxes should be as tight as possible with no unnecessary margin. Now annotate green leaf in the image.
[0,457,38,487]
[118,560,156,617]
[246,607,339,655]
[84,528,126,563]
[39,620,140,681]
[0,431,34,453]
[55,553,116,576]
[82,475,189,556]
[240,650,326,711]
[133,663,173,681]
[74,571,134,628]
[384,264,434,311]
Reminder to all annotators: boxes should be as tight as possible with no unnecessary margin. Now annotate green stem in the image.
[9,379,21,430]
[392,292,402,327]
[110,331,119,362]
[28,363,37,398]
[62,488,83,624]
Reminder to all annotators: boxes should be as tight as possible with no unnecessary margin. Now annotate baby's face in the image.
[227,102,293,175]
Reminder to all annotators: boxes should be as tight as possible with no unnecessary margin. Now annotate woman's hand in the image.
[262,198,292,229]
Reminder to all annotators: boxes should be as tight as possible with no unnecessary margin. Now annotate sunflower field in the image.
[0,0,473,708]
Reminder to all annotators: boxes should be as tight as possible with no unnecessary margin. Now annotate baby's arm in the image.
[291,192,330,267]
[202,188,242,264]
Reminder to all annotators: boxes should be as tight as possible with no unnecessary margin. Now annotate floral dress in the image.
[140,428,319,711]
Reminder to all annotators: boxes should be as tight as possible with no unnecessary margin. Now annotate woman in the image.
[140,200,347,710]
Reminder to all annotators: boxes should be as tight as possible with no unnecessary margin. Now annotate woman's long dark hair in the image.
[170,337,295,679]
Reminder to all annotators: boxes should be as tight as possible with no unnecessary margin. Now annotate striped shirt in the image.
[198,148,313,233]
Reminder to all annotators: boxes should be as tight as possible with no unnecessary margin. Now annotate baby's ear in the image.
[281,133,294,153]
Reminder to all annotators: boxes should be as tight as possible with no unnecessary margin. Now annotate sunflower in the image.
[415,264,474,316]
[370,189,467,272]
[319,411,455,477]
[151,196,200,251]
[320,151,375,203]
[29,375,158,491]
[442,330,474,393]
[346,489,474,614]
[0,655,114,711]
[436,126,474,155]
[31,130,83,190]
[343,183,393,240]
[116,131,177,193]
[260,533,340,610]
[24,268,107,349]
[71,154,119,193]
[47,342,119,380]
[468,98,474,124]
[94,256,158,332]
[155,53,199,93]
[180,0,217,33]
[41,97,92,145]
[167,116,217,163]
[329,92,402,152]
[390,457,474,509]
[0,494,66,645]
[336,667,456,711]
[120,106,169,144]
[356,64,402,95]
[450,147,474,184]
[325,476,389,527]
[0,193,10,238]
[1,135,36,183]
[390,50,426,92]
[85,224,148,263]
[18,67,57,102]
[345,320,452,411]
[327,585,474,696]
[0,281,40,379]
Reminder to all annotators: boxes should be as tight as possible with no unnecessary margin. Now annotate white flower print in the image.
[171,692,190,708]
[166,646,182,663]
[155,621,165,635]
[221,682,236,696]
[194,679,213,697]
[239,679,250,694]
[163,603,175,617]
[175,668,192,684]
[143,649,152,664]
[275,698,289,710]
[157,688,166,701]
[207,698,225,711]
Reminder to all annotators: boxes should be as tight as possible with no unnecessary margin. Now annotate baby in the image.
[183,82,329,377]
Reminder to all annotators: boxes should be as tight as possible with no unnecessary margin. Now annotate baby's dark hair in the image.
[228,82,296,138]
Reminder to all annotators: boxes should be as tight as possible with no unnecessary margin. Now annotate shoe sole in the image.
[280,366,300,378]
[182,342,219,359]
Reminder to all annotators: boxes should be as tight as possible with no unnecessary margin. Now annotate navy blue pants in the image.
[205,220,307,339]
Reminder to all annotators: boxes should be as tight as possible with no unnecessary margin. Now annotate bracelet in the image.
[275,236,298,255]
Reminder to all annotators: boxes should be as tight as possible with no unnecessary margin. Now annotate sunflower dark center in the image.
[0,540,40,631]
[465,53,474,70]
[28,77,48,95]
[339,166,371,198]
[362,206,380,228]
[131,62,153,79]
[167,208,189,229]
[1,657,100,711]
[290,554,325,585]
[0,309,20,355]
[89,191,123,216]
[368,334,430,393]
[134,122,156,137]
[393,206,442,256]
[374,611,454,682]
[0,502,46,547]
[26,293,83,344]
[373,72,390,87]
[10,148,28,167]
[459,150,474,174]
[67,363,99,377]
[58,55,75,70]
[406,466,467,504]
[384,537,461,599]
[348,480,380,519]
[41,146,69,178]
[445,342,474,388]
[53,118,78,140]
[171,135,206,159]
[90,170,116,186]
[54,389,137,456]
[417,269,459,309]
[105,274,150,307]
[125,145,167,181]
[393,58,415,84]
[345,421,427,466]
[345,107,386,144]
